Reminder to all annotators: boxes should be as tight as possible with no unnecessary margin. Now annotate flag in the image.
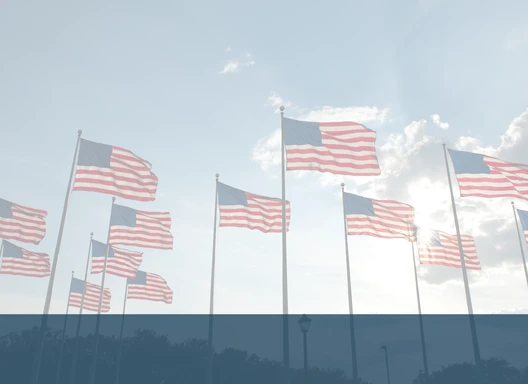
[217,182,290,233]
[517,208,528,245]
[0,198,47,245]
[0,240,50,277]
[127,270,173,304]
[91,240,143,279]
[68,277,111,312]
[73,138,158,202]
[343,192,416,241]
[416,227,481,270]
[448,148,528,200]
[109,204,173,250]
[283,118,381,176]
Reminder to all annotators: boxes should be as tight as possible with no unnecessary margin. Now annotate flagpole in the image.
[340,183,359,384]
[55,271,74,384]
[88,197,116,384]
[411,241,429,377]
[511,202,528,287]
[279,106,290,384]
[442,143,481,368]
[69,232,94,384]
[114,282,128,384]
[0,240,4,271]
[206,173,220,384]
[30,129,83,384]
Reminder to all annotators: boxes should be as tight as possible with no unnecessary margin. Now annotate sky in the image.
[1,0,528,323]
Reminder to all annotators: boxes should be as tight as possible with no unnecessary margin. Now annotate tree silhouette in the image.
[413,358,528,384]
[0,325,371,384]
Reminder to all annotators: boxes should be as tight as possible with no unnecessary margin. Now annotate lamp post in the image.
[298,314,312,381]
[381,346,391,384]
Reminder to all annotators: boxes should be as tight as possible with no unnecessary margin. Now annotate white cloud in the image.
[219,51,255,74]
[252,97,528,291]
[430,113,449,130]
[299,106,389,124]
[267,91,292,112]
[252,129,281,171]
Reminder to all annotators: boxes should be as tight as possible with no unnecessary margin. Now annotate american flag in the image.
[517,208,528,245]
[109,203,173,250]
[0,240,50,277]
[127,271,173,304]
[343,192,416,241]
[417,227,481,270]
[448,148,528,200]
[73,138,158,202]
[217,182,290,233]
[68,277,111,313]
[91,240,143,279]
[0,198,47,245]
[283,118,381,176]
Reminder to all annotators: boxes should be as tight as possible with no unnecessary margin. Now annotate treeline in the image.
[0,327,368,384]
[1,326,527,383]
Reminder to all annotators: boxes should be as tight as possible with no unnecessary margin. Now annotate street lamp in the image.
[298,314,312,381]
[381,346,391,384]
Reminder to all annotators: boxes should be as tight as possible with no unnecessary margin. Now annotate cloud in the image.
[267,91,292,112]
[430,114,449,130]
[252,97,528,286]
[359,108,528,285]
[219,51,255,74]
[299,106,389,124]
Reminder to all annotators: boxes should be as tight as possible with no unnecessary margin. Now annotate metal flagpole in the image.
[114,282,128,384]
[411,241,429,377]
[55,271,74,384]
[0,240,4,271]
[69,232,94,384]
[88,197,116,384]
[340,183,359,384]
[279,106,290,384]
[31,130,83,384]
[206,174,220,384]
[511,202,528,287]
[442,143,482,367]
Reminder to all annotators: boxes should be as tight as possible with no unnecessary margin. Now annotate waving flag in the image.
[73,138,158,202]
[0,198,47,245]
[109,204,173,250]
[448,149,528,200]
[91,240,143,279]
[417,228,481,270]
[68,277,111,312]
[517,209,528,245]
[127,271,173,304]
[217,182,290,233]
[343,192,415,241]
[283,118,381,176]
[0,240,50,277]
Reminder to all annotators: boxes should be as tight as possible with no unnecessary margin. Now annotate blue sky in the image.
[2,0,528,329]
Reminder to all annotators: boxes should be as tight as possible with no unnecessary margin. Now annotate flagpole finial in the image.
[90,232,93,237]
[280,106,285,113]
[72,270,74,276]
[215,173,219,180]
[112,197,116,203]
[77,130,82,136]
[341,182,345,189]
[512,201,515,206]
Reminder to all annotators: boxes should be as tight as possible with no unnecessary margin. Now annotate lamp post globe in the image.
[298,314,312,333]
